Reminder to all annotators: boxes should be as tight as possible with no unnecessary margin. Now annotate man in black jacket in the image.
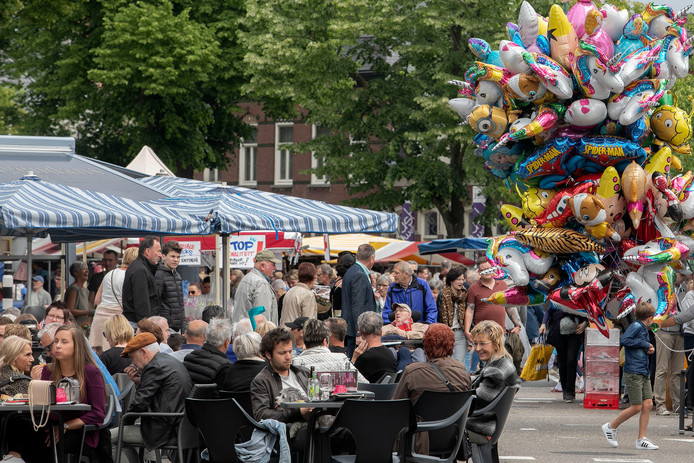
[122,236,162,323]
[113,332,192,453]
[341,244,377,356]
[184,318,232,384]
[155,240,184,332]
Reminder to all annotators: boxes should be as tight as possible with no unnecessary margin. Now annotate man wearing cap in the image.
[280,262,318,328]
[286,316,308,356]
[112,332,193,454]
[232,250,281,324]
[382,303,429,340]
[25,275,52,307]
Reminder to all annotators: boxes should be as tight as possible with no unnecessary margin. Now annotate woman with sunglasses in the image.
[466,320,520,446]
[7,325,107,462]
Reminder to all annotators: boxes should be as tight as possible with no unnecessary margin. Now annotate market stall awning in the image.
[418,238,489,255]
[140,176,398,235]
[303,234,474,265]
[0,176,209,241]
[0,136,164,200]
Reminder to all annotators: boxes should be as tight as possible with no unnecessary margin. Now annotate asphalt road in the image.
[496,376,694,462]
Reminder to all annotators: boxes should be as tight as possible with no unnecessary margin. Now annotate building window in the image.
[424,211,438,237]
[311,125,330,185]
[239,127,257,186]
[275,124,294,185]
[203,168,220,183]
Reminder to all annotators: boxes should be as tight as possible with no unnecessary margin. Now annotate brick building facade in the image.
[194,102,475,240]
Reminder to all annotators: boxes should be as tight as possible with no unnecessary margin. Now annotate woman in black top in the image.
[99,314,134,375]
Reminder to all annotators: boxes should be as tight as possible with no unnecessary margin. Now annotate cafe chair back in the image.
[319,398,416,463]
[407,390,476,463]
[468,385,520,463]
[75,382,120,463]
[219,390,253,415]
[357,382,398,400]
[186,397,279,463]
[115,384,216,463]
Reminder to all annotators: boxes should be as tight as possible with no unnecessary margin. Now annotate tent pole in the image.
[221,234,229,315]
[214,234,221,307]
[24,233,33,308]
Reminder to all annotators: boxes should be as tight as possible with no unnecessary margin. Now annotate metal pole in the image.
[222,234,230,315]
[24,234,33,308]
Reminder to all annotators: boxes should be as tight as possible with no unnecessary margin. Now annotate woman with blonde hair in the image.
[8,325,106,462]
[0,335,33,396]
[90,247,138,353]
[256,320,277,338]
[466,320,520,445]
[99,314,135,375]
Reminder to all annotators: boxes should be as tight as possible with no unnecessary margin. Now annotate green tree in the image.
[0,0,251,172]
[242,0,550,237]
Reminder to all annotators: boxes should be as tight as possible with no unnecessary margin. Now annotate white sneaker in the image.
[602,422,618,447]
[2,455,26,462]
[636,438,659,450]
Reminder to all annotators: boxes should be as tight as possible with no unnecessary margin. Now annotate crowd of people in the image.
[2,236,691,461]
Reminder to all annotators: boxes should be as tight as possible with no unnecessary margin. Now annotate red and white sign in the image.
[179,241,201,266]
[229,235,266,269]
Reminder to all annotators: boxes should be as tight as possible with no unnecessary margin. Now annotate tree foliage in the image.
[242,0,535,237]
[0,0,251,172]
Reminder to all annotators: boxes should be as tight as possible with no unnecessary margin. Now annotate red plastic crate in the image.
[585,360,620,377]
[585,346,620,362]
[584,393,619,409]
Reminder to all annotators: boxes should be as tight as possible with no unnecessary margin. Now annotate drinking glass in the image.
[319,373,332,400]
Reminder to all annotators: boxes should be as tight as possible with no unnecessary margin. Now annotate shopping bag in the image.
[520,341,554,381]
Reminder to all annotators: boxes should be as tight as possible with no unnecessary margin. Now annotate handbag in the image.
[520,336,554,382]
[28,380,56,431]
[427,362,472,461]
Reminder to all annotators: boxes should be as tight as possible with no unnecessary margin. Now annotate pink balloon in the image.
[567,0,598,38]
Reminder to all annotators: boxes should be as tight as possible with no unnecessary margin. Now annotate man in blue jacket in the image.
[341,244,377,356]
[382,261,438,325]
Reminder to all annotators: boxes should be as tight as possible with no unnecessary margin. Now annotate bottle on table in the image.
[309,366,320,401]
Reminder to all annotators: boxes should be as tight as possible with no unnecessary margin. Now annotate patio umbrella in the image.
[0,175,210,289]
[141,176,398,235]
[0,176,209,239]
[141,175,399,308]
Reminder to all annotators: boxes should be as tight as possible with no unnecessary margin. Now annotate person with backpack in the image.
[382,261,438,325]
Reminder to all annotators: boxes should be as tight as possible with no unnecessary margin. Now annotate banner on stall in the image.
[229,235,266,269]
[179,241,201,266]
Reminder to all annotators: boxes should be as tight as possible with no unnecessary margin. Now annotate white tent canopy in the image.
[126,146,175,176]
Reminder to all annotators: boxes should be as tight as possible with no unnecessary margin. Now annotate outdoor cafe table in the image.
[0,402,92,463]
[281,391,376,463]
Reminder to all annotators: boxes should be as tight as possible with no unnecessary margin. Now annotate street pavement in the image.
[495,375,693,462]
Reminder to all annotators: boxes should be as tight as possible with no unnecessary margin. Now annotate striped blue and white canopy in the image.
[0,177,210,240]
[141,176,399,234]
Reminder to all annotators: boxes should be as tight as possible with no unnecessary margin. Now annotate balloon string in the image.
[653,332,694,353]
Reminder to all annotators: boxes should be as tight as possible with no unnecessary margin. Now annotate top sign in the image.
[229,235,267,269]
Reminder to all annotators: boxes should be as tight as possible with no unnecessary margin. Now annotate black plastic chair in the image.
[406,390,476,463]
[117,379,136,417]
[357,382,398,400]
[21,305,45,323]
[75,382,120,462]
[115,384,216,463]
[218,390,253,415]
[318,398,416,463]
[377,371,398,384]
[186,398,281,463]
[468,385,520,463]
